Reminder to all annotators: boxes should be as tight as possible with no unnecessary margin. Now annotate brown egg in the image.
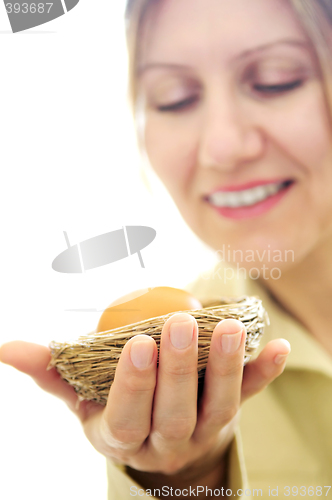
[96,286,202,333]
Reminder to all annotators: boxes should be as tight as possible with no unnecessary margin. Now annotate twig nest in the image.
[47,295,269,406]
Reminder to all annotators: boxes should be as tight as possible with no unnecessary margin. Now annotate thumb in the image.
[0,341,100,421]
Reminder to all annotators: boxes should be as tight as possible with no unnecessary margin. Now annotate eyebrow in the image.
[137,39,311,76]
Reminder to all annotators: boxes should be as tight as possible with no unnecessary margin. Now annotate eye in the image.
[157,95,198,112]
[253,79,304,95]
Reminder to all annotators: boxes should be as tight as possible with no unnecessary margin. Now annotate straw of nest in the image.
[47,295,269,406]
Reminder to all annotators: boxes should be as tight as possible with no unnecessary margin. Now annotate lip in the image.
[208,177,291,194]
[206,179,295,220]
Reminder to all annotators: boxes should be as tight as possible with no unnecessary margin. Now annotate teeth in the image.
[209,182,284,208]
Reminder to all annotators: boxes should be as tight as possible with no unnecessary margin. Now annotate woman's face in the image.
[137,0,332,271]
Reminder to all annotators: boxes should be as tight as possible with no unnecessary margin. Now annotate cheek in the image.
[269,83,332,215]
[264,82,331,168]
[261,84,332,243]
[144,113,197,194]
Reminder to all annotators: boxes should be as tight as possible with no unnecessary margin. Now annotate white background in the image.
[0,2,216,499]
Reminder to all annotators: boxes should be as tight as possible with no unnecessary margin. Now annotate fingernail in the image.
[130,340,154,369]
[221,330,243,354]
[274,340,291,365]
[274,353,289,365]
[170,319,194,349]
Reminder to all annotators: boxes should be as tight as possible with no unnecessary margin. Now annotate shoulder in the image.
[183,261,293,355]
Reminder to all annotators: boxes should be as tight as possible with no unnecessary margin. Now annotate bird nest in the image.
[47,295,269,406]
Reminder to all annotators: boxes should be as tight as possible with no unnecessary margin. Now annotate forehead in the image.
[138,0,309,67]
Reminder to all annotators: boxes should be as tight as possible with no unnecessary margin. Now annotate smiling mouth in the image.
[206,180,294,208]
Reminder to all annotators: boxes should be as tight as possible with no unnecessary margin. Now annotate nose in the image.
[198,90,265,172]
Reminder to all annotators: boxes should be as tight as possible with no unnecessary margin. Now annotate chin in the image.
[179,200,320,275]
[192,216,303,272]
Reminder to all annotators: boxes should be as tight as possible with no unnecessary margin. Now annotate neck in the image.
[260,235,332,356]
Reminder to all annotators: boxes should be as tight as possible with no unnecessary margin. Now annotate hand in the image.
[0,313,290,481]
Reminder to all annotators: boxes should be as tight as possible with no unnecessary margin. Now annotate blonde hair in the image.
[125,1,332,106]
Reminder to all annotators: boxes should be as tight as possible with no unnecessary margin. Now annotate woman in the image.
[1,0,332,497]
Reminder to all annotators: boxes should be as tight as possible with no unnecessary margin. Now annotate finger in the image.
[0,341,102,422]
[241,338,291,402]
[98,334,157,457]
[193,319,245,444]
[149,313,198,453]
[0,340,79,405]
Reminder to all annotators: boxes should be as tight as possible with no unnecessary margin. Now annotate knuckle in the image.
[101,417,148,449]
[163,363,197,379]
[104,448,132,464]
[253,359,275,383]
[160,454,188,475]
[154,417,196,442]
[112,425,148,446]
[162,461,184,475]
[122,373,156,394]
[203,404,239,428]
[210,357,244,378]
